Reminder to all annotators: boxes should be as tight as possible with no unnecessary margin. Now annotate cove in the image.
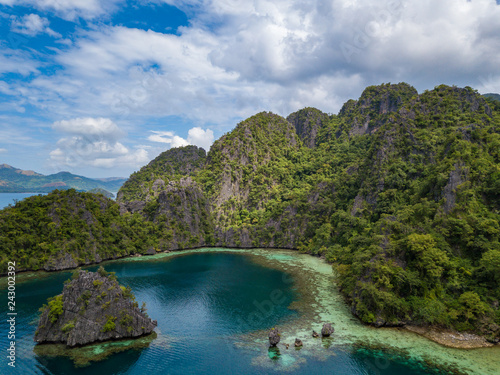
[1,248,498,375]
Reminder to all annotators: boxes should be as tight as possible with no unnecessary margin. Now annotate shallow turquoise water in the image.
[0,251,475,374]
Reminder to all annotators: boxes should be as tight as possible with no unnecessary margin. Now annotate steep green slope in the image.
[2,82,498,340]
[118,145,206,203]
[315,85,500,340]
[115,83,500,340]
[118,145,213,250]
[0,189,155,273]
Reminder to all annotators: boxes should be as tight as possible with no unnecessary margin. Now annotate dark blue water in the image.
[0,252,450,375]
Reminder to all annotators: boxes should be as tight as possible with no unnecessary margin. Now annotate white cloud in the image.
[11,14,61,37]
[148,131,190,148]
[187,127,214,151]
[13,0,497,127]
[1,0,120,20]
[148,127,214,150]
[0,46,39,76]
[2,0,500,164]
[52,117,125,141]
[0,148,7,153]
[50,117,149,169]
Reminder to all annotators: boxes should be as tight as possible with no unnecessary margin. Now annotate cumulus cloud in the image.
[50,117,149,169]
[148,127,214,150]
[148,131,190,148]
[2,0,500,178]
[10,14,61,37]
[14,0,496,129]
[52,117,125,141]
[187,127,214,151]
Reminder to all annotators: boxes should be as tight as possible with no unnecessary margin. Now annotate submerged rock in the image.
[321,323,334,337]
[268,327,281,347]
[35,267,157,347]
[268,346,281,360]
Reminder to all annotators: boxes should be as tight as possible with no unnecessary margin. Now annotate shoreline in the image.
[403,326,494,349]
[2,246,498,352]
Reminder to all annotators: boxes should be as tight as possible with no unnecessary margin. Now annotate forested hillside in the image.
[0,190,155,272]
[1,83,499,340]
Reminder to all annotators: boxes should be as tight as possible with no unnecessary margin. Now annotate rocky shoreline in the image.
[4,247,498,351]
[404,326,495,349]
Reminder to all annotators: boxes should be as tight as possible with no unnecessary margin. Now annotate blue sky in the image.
[0,0,499,178]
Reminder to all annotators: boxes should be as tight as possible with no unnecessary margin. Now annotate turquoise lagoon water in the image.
[1,249,498,375]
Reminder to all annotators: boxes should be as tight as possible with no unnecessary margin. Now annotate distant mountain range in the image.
[484,93,500,101]
[0,164,126,193]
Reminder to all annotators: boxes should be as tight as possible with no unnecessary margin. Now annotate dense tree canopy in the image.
[2,83,499,340]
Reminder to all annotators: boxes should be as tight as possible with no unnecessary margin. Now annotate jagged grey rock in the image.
[268,328,281,347]
[321,323,334,337]
[34,269,156,347]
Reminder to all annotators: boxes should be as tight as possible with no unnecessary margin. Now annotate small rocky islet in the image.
[268,323,334,349]
[35,267,157,347]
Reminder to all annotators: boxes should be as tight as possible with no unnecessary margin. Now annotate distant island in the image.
[483,93,500,102]
[0,164,126,193]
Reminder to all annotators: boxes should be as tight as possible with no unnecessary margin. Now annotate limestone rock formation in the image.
[35,267,157,347]
[268,327,281,347]
[321,323,334,337]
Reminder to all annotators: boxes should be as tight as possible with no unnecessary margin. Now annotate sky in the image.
[0,0,499,178]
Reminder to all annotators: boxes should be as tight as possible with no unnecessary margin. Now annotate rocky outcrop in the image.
[117,145,207,205]
[338,83,418,137]
[321,323,334,337]
[268,327,280,347]
[287,107,329,148]
[442,163,467,214]
[35,268,157,347]
[43,253,79,272]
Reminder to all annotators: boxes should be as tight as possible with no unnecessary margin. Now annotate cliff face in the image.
[287,107,330,148]
[35,268,156,347]
[5,82,499,339]
[118,145,206,204]
[114,83,500,339]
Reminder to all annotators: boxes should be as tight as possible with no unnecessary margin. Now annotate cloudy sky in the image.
[0,0,499,178]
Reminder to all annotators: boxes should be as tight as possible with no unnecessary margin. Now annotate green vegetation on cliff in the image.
[0,189,155,272]
[2,82,499,340]
[118,145,206,202]
[117,83,500,339]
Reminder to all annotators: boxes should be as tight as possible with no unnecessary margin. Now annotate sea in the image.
[1,248,497,375]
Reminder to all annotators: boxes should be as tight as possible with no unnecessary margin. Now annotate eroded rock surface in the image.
[35,268,157,347]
